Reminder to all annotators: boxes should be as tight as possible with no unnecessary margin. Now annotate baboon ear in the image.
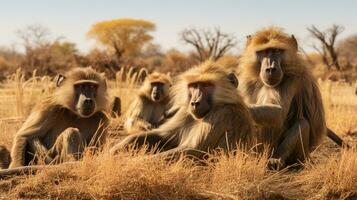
[246,35,252,47]
[291,35,298,51]
[54,74,65,87]
[227,72,239,88]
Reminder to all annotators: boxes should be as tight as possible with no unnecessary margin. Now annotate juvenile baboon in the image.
[110,61,254,160]
[124,72,172,133]
[238,27,348,170]
[0,145,10,169]
[8,67,110,169]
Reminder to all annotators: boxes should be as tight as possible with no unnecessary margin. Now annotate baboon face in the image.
[74,81,98,117]
[188,82,214,119]
[150,82,166,102]
[257,48,284,87]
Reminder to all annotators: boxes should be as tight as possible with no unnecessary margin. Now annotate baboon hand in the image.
[267,158,285,171]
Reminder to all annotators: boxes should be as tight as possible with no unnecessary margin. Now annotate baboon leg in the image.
[268,118,310,170]
[9,136,27,169]
[48,128,84,164]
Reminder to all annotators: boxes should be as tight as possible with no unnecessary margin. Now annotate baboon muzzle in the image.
[190,93,210,118]
[152,86,161,102]
[78,96,96,117]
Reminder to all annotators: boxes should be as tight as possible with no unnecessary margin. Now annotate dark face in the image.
[257,48,284,87]
[151,82,165,102]
[74,82,98,117]
[188,82,214,119]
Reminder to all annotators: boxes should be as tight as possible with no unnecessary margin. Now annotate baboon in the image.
[110,61,254,160]
[8,67,110,169]
[238,27,348,170]
[124,72,172,133]
[0,145,10,169]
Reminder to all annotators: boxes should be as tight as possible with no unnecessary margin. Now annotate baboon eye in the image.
[188,83,198,88]
[257,50,267,56]
[202,82,212,88]
[274,49,284,54]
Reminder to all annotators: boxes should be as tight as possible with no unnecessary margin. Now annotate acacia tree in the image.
[87,18,156,63]
[307,24,344,70]
[180,27,237,62]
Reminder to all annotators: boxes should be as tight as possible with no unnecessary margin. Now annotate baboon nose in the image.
[265,68,276,75]
[84,98,93,104]
[191,102,200,108]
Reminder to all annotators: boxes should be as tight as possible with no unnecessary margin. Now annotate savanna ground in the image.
[0,69,356,200]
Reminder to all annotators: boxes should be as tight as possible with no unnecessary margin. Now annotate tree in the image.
[180,27,237,62]
[16,24,79,75]
[337,34,357,68]
[307,24,344,70]
[87,18,156,62]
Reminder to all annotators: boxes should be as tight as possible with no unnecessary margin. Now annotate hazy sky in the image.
[0,0,356,53]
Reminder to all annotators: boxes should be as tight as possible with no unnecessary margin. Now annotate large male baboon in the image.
[8,67,110,169]
[124,72,172,133]
[238,27,347,169]
[110,61,254,160]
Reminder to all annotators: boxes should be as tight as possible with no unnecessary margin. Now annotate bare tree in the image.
[17,24,51,49]
[181,27,237,62]
[16,24,78,75]
[307,24,344,70]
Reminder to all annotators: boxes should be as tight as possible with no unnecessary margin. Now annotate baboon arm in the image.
[157,107,180,126]
[10,111,53,168]
[165,107,180,119]
[249,104,283,126]
[110,131,175,155]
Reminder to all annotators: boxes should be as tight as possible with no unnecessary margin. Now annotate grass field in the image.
[0,69,356,199]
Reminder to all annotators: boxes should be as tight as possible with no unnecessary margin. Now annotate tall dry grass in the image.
[0,68,356,199]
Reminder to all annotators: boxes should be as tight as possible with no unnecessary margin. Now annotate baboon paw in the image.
[140,124,153,131]
[267,158,285,171]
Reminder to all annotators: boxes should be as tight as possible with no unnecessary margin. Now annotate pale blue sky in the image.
[0,0,356,53]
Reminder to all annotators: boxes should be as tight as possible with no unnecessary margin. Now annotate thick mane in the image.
[49,67,109,114]
[239,26,307,92]
[248,27,297,52]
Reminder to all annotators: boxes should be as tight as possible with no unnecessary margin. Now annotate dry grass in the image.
[0,68,356,199]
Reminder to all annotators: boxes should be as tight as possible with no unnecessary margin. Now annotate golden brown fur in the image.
[124,72,172,133]
[8,67,110,169]
[111,61,254,160]
[238,27,326,168]
[0,145,10,169]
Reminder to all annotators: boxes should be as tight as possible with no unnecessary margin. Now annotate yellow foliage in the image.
[87,18,156,58]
